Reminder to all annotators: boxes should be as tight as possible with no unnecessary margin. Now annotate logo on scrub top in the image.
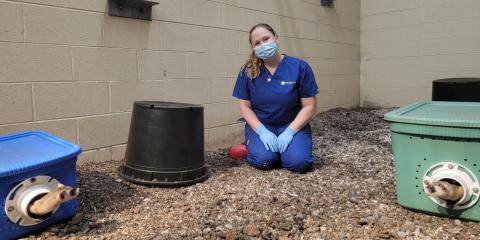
[280,81,296,85]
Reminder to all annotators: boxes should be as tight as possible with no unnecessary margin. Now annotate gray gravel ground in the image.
[23,108,480,239]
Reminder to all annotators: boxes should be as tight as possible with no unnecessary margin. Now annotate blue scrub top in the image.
[232,54,319,127]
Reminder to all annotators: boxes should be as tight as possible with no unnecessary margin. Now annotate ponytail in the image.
[243,51,263,79]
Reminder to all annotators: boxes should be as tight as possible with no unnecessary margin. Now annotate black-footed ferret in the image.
[425,180,464,203]
[28,184,79,218]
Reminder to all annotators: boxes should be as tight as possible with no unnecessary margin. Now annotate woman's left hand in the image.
[277,127,296,153]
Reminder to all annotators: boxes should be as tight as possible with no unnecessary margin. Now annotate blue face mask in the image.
[254,41,278,60]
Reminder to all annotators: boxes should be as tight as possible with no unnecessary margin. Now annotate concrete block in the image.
[209,78,236,103]
[423,18,480,39]
[9,0,64,7]
[187,53,207,79]
[66,0,107,12]
[204,102,227,128]
[334,0,360,14]
[103,16,163,50]
[204,101,239,128]
[317,75,335,91]
[238,32,252,55]
[24,5,103,46]
[309,58,359,76]
[0,119,76,144]
[222,0,280,15]
[110,81,166,113]
[77,147,112,166]
[360,87,384,108]
[392,87,430,106]
[161,22,205,52]
[361,0,415,16]
[204,28,238,54]
[324,8,360,30]
[422,53,480,72]
[0,43,71,82]
[362,8,422,31]
[361,73,390,89]
[301,20,319,40]
[362,41,421,59]
[329,74,358,91]
[184,0,222,27]
[277,0,321,23]
[151,0,183,22]
[139,50,188,80]
[422,18,480,39]
[318,24,338,42]
[222,4,279,32]
[333,89,349,107]
[226,54,248,78]
[77,113,131,150]
[205,123,244,150]
[361,25,423,45]
[227,101,242,123]
[281,38,318,58]
[0,84,33,124]
[188,53,226,78]
[279,16,303,38]
[422,35,480,56]
[317,90,335,108]
[111,144,127,161]
[164,79,209,104]
[34,82,109,120]
[163,52,189,79]
[338,28,360,45]
[325,42,359,60]
[0,2,23,41]
[423,0,480,22]
[72,47,137,81]
[363,57,422,74]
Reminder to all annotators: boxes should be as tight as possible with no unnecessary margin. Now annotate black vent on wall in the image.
[321,0,335,7]
[108,0,159,21]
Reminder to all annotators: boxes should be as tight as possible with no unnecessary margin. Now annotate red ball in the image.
[229,144,248,160]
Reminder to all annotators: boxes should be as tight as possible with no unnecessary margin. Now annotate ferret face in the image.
[424,179,464,203]
[428,182,448,195]
[56,184,79,202]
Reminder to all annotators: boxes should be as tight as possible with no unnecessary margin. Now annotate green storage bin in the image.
[384,101,480,221]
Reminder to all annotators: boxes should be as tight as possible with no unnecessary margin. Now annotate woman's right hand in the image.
[254,124,278,152]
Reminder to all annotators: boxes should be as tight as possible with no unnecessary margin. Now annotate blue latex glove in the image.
[255,124,278,152]
[277,127,296,153]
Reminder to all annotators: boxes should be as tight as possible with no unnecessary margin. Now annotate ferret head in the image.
[55,184,80,202]
[426,181,449,196]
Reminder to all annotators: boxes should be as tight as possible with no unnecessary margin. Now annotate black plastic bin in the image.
[119,101,208,186]
[432,78,480,102]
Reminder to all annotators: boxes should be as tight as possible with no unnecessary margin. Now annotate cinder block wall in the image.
[0,0,360,162]
[361,0,480,107]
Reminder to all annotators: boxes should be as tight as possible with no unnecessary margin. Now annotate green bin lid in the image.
[384,101,480,128]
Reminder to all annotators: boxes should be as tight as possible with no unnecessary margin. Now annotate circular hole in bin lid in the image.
[118,101,209,186]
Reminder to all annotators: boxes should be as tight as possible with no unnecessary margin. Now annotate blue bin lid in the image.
[384,101,480,128]
[0,130,81,178]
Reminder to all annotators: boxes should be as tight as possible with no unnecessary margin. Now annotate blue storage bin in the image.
[0,130,81,240]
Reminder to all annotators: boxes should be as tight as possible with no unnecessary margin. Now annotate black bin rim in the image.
[118,164,209,187]
[134,101,203,109]
[432,77,480,83]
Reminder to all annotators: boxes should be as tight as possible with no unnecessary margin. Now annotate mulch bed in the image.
[22,108,480,239]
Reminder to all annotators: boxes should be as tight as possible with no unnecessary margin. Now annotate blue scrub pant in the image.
[244,123,314,173]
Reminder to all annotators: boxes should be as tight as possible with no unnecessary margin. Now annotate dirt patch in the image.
[22,108,480,239]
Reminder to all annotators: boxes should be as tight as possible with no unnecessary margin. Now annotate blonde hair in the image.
[242,23,277,79]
